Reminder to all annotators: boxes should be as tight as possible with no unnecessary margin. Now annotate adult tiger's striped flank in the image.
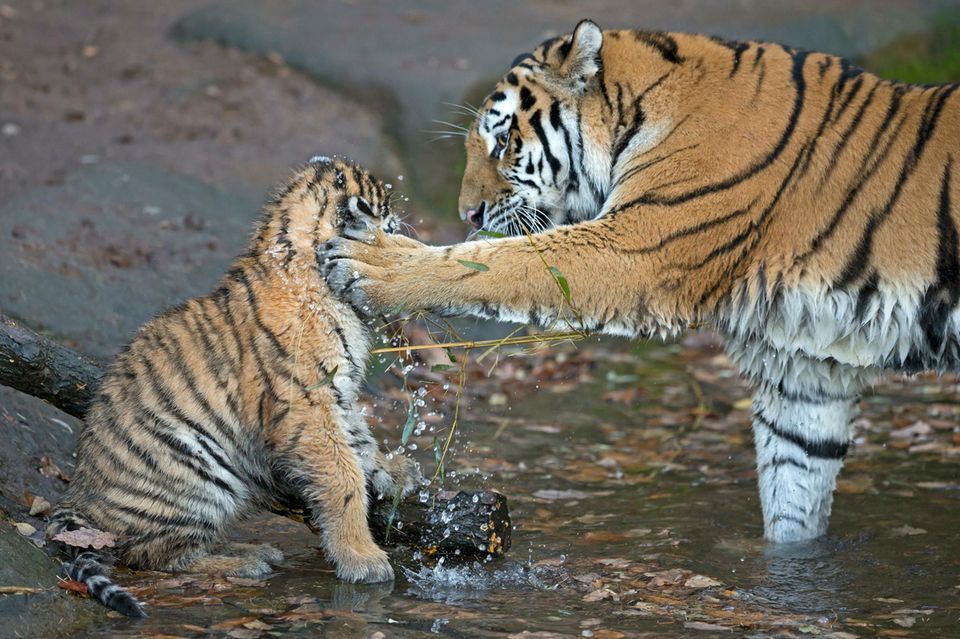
[322,21,959,543]
[48,157,421,617]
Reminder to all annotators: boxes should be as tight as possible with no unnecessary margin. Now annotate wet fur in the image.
[322,22,960,543]
[49,157,420,616]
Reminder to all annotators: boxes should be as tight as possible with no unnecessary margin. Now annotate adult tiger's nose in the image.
[461,201,487,228]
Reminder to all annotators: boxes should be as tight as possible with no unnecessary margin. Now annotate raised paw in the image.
[370,453,422,500]
[332,544,394,584]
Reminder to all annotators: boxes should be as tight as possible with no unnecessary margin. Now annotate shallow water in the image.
[77,339,959,638]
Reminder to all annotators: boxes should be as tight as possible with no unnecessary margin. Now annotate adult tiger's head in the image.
[459,20,612,235]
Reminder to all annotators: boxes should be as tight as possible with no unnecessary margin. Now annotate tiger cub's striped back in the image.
[49,157,421,616]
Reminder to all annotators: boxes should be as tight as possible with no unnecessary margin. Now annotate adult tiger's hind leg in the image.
[750,372,861,542]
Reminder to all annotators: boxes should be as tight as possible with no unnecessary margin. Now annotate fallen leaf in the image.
[210,617,259,630]
[532,489,592,501]
[594,557,632,568]
[603,388,639,404]
[225,577,265,587]
[243,620,271,630]
[684,621,732,632]
[51,527,117,549]
[889,421,932,440]
[277,603,334,621]
[892,617,915,628]
[38,455,70,482]
[14,522,36,536]
[29,496,52,517]
[584,531,627,543]
[57,579,89,596]
[684,574,723,589]
[582,589,615,602]
[647,568,689,587]
[890,525,926,537]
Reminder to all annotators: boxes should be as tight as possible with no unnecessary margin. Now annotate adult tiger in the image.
[322,20,960,543]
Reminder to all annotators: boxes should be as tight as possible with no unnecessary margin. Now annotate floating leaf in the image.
[477,230,506,239]
[548,266,571,302]
[51,526,117,549]
[457,259,489,272]
[305,365,338,391]
[431,364,453,372]
[685,574,723,589]
[532,489,592,501]
[401,399,417,445]
[605,371,640,384]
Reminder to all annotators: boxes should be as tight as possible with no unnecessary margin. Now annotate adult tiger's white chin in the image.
[478,203,572,238]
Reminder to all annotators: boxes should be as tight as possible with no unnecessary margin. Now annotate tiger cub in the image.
[48,156,421,617]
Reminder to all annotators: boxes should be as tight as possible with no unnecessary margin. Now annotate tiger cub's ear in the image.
[559,19,603,93]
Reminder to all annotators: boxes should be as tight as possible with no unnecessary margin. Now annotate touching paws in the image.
[319,237,377,313]
[317,232,430,315]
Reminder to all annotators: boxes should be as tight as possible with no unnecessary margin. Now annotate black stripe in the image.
[824,81,882,175]
[625,200,756,256]
[609,50,810,211]
[529,109,561,177]
[709,36,750,77]
[759,456,810,472]
[835,85,959,287]
[633,31,683,64]
[918,156,959,354]
[753,411,849,459]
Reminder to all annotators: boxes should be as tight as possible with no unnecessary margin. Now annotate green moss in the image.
[860,11,960,84]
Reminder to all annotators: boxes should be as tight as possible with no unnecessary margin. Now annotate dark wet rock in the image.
[0,385,80,524]
[0,390,93,635]
[0,511,96,636]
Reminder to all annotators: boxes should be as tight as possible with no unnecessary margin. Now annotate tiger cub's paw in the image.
[371,454,422,500]
[225,542,284,566]
[333,544,394,584]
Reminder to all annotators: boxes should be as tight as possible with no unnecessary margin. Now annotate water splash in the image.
[402,558,567,603]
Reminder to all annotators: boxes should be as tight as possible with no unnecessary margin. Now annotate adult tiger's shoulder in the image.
[321,20,958,544]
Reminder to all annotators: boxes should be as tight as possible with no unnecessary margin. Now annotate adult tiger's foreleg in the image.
[748,358,862,542]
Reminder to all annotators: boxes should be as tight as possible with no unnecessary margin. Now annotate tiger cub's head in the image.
[459,20,609,236]
[265,156,400,252]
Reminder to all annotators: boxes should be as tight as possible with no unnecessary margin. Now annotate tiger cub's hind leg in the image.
[751,374,861,543]
[180,550,274,578]
[222,542,284,566]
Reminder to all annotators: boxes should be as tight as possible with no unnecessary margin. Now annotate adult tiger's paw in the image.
[319,232,427,314]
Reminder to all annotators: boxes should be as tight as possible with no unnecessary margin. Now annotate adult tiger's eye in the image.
[492,131,510,158]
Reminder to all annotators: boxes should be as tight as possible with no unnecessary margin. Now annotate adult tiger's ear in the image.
[559,19,603,92]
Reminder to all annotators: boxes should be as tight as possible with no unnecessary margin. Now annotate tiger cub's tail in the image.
[49,508,146,618]
[60,551,146,618]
